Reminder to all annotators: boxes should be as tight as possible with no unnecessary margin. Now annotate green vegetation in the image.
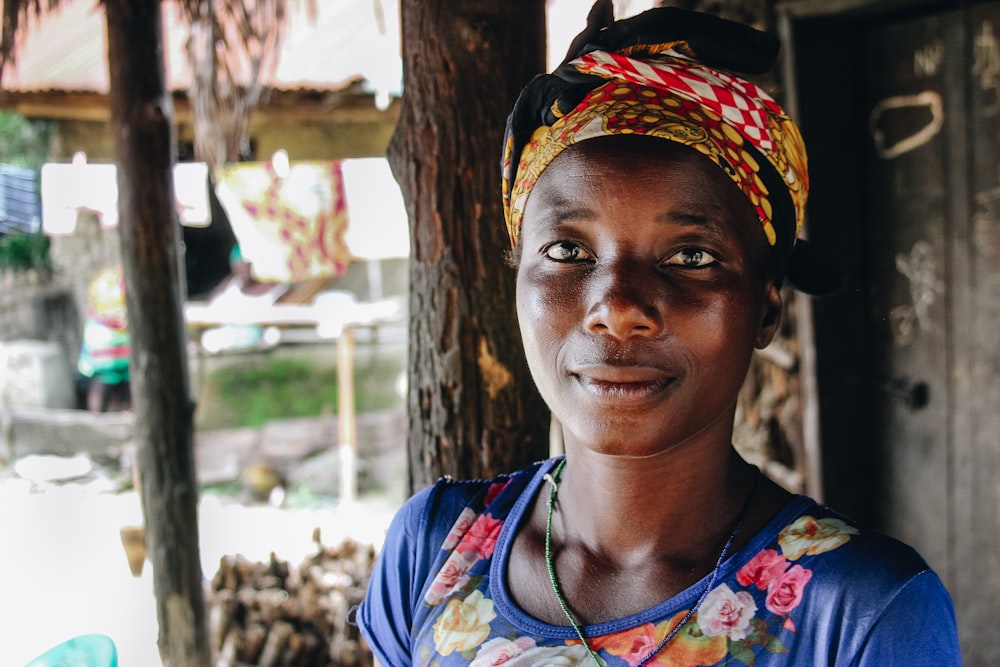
[0,231,50,273]
[195,345,406,431]
[0,111,51,168]
[0,112,50,272]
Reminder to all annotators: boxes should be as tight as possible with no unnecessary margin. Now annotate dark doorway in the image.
[787,1,1000,662]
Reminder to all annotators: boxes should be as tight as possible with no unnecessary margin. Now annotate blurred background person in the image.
[76,266,131,412]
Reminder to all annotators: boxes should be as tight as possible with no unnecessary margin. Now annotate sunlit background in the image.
[0,2,661,665]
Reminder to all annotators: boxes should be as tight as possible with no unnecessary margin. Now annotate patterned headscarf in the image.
[502,2,837,294]
[87,267,127,329]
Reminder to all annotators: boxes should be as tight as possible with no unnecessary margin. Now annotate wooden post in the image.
[390,0,550,491]
[105,2,210,665]
[0,374,12,465]
[337,325,357,504]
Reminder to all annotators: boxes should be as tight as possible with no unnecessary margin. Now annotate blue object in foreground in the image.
[24,634,118,667]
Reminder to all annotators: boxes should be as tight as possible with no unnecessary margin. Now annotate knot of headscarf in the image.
[501,2,818,290]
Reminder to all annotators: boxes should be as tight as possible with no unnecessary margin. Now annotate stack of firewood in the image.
[207,530,377,667]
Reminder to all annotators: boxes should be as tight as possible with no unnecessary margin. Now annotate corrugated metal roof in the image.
[1,0,401,97]
[1,1,108,93]
[0,165,40,234]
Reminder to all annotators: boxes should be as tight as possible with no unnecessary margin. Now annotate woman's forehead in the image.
[520,136,769,266]
[528,136,753,218]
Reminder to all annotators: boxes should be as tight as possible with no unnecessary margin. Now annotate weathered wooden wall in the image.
[788,1,1000,662]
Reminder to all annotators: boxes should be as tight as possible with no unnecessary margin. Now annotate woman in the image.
[357,3,961,665]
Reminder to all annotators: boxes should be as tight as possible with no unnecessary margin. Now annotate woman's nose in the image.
[583,265,663,339]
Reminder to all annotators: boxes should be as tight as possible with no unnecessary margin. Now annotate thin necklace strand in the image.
[543,458,759,667]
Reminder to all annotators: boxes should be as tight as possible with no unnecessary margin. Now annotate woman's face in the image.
[515,136,781,458]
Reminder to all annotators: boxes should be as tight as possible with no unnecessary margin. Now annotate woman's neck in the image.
[551,445,757,568]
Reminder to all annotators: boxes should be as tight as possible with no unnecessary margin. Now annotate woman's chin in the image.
[560,420,676,460]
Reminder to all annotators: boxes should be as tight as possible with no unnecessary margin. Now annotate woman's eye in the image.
[663,247,717,268]
[544,241,592,262]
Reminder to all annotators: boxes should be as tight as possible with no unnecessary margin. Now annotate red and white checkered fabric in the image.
[572,50,782,156]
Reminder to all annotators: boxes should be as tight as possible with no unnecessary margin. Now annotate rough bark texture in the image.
[390,0,550,492]
[105,2,210,665]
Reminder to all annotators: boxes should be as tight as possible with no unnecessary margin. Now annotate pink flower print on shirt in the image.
[443,508,478,551]
[484,479,511,507]
[698,584,758,641]
[766,564,813,615]
[592,622,663,666]
[737,548,789,590]
[456,512,504,560]
[425,549,479,605]
[778,515,859,561]
[469,636,538,666]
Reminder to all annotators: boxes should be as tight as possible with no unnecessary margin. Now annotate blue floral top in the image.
[357,458,961,666]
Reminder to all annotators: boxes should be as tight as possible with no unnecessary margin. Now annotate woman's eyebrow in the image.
[529,200,595,227]
[657,210,708,225]
[655,211,726,235]
[552,207,595,224]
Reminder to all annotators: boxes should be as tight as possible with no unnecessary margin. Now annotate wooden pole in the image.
[337,326,357,504]
[777,11,824,501]
[0,376,12,465]
[390,0,549,491]
[105,2,210,665]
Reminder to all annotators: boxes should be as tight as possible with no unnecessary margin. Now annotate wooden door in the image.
[860,6,961,585]
[791,2,1000,663]
[959,4,1000,660]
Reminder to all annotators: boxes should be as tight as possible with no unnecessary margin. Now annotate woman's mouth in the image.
[571,365,675,404]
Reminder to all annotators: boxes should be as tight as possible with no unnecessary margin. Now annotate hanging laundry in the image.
[41,163,118,234]
[40,162,212,235]
[213,160,351,283]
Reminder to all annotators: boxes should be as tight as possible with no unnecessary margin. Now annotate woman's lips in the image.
[570,364,675,403]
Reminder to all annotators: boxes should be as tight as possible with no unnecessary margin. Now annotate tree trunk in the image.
[105,3,210,666]
[391,0,550,492]
[183,0,285,167]
[185,0,229,168]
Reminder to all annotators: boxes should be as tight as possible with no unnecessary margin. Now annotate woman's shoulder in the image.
[779,497,932,577]
[393,459,552,546]
[718,495,958,664]
[418,458,547,507]
[739,494,950,621]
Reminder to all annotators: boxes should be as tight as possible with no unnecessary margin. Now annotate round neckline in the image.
[488,456,815,638]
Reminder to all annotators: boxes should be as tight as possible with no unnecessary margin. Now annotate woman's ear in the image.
[755,281,782,349]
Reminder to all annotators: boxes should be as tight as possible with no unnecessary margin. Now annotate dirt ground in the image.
[1,328,410,665]
[0,462,399,666]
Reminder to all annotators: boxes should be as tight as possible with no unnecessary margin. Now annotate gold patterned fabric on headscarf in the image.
[506,48,807,250]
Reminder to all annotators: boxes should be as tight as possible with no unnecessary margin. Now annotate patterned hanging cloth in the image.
[213,159,352,283]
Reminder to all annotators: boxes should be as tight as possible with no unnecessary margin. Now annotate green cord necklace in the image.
[543,458,759,667]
